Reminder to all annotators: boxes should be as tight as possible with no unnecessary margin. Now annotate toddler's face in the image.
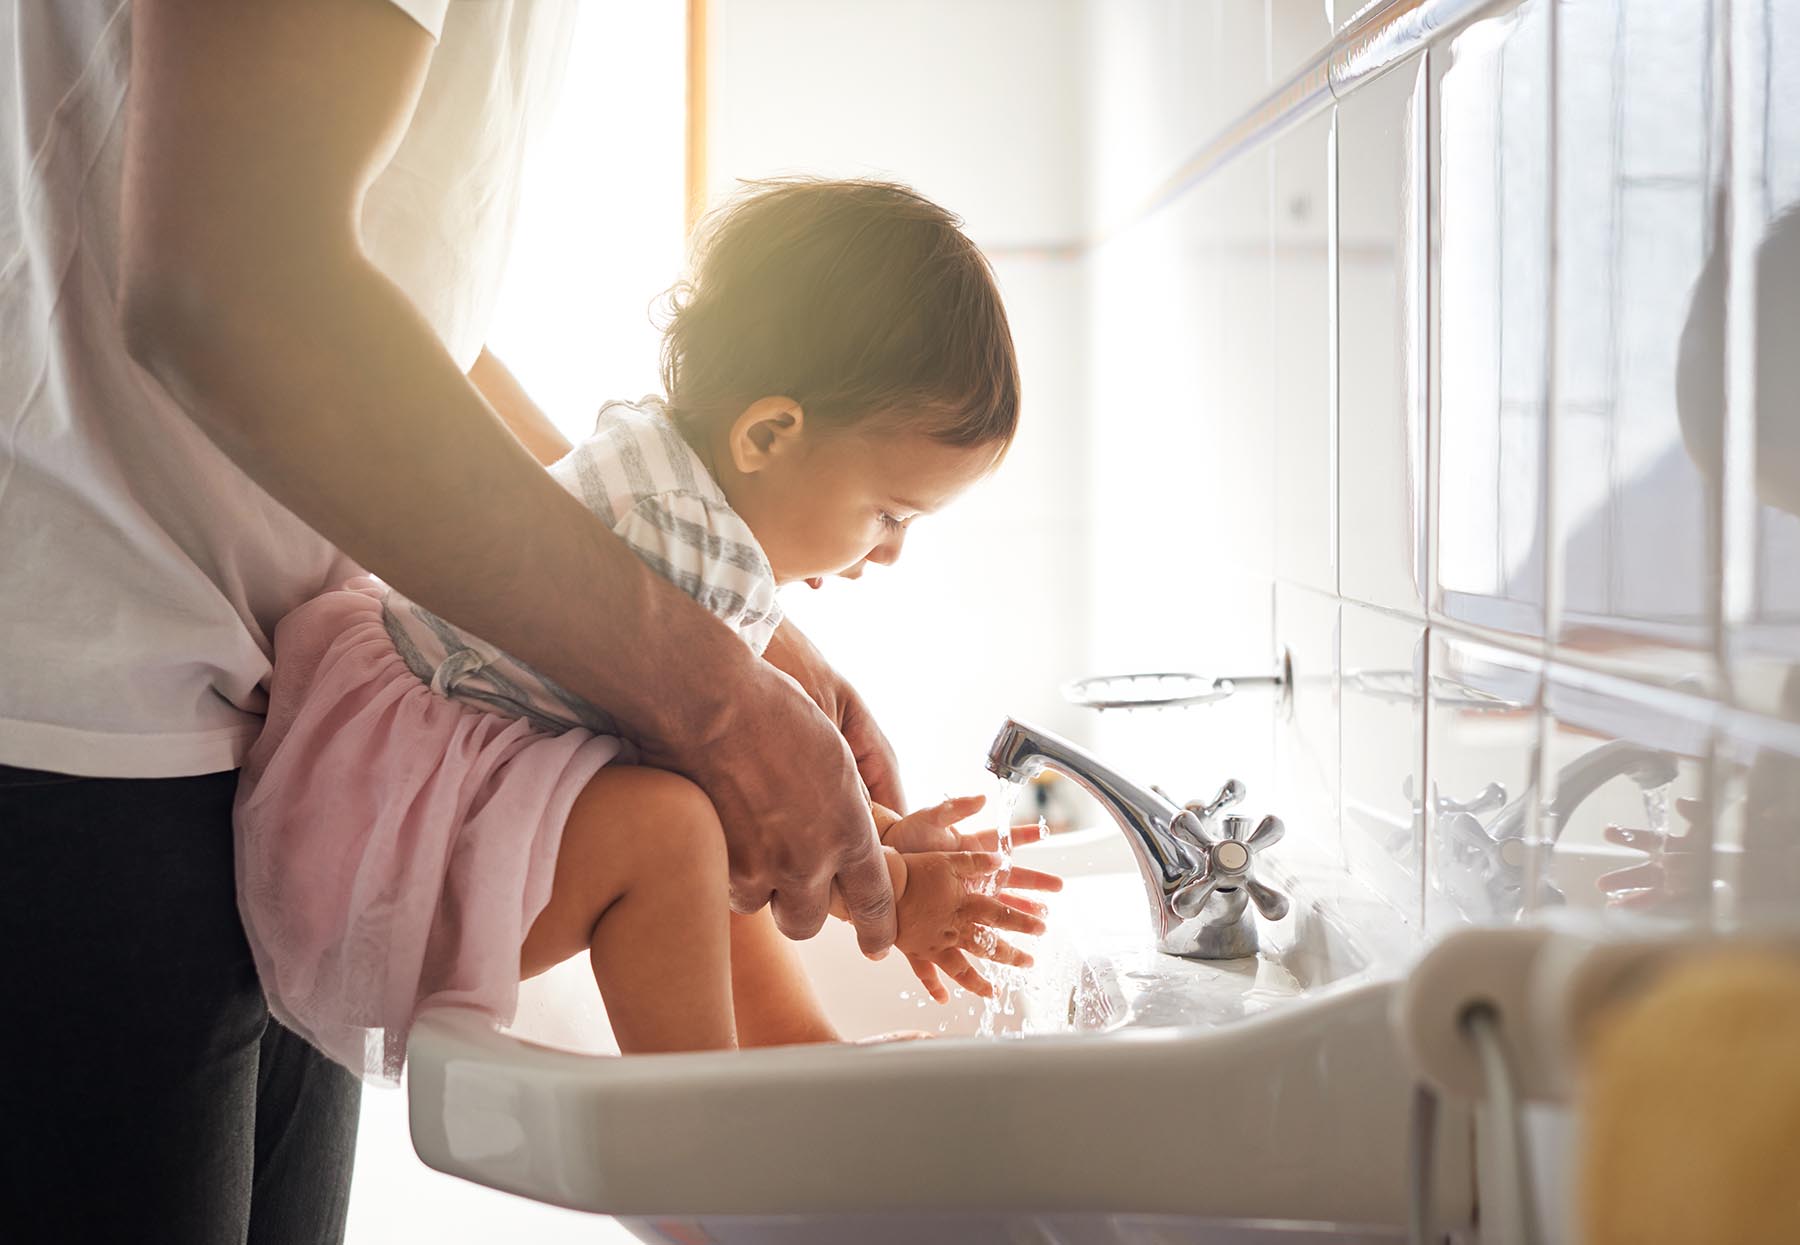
[713,405,1000,587]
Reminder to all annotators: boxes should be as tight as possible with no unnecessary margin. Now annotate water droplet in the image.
[1641,782,1671,837]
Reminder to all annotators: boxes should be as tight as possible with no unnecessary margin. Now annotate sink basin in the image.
[769,826,1375,1043]
[406,826,1468,1239]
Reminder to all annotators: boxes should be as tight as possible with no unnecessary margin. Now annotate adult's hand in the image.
[119,1,887,950]
[674,678,894,955]
[750,620,901,949]
[763,620,906,813]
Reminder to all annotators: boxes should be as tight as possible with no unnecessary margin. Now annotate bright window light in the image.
[487,3,689,442]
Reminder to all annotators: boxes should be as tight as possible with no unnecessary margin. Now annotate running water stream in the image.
[1640,778,1677,903]
[977,776,1028,1038]
[1640,780,1671,842]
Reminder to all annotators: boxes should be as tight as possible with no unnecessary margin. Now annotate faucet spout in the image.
[986,716,1285,959]
[1488,740,1680,844]
[986,717,1198,889]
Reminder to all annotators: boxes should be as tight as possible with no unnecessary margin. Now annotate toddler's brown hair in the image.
[658,178,1020,453]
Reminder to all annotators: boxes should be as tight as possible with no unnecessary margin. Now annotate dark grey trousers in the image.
[0,764,361,1244]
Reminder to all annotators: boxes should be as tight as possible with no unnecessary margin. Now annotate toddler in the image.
[233,178,1058,1082]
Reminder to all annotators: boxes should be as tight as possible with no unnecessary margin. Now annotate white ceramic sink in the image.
[407,826,1469,1241]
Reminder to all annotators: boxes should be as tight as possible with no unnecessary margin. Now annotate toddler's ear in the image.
[729,396,805,473]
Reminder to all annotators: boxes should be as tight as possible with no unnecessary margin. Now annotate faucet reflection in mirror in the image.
[1432,741,1680,922]
[985,717,1288,959]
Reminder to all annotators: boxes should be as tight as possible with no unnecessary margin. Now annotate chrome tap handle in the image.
[1188,778,1246,823]
[1153,777,1247,855]
[1169,813,1289,923]
[1406,775,1507,820]
[1245,813,1285,851]
[1245,878,1290,921]
[1165,807,1210,853]
[1442,782,1507,818]
[1231,814,1290,921]
[1169,873,1222,919]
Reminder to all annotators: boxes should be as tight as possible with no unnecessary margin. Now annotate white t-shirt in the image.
[0,0,575,777]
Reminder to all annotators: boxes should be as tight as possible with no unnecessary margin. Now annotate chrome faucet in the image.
[1435,740,1679,917]
[985,716,1288,959]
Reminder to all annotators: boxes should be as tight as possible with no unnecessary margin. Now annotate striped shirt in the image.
[381,397,782,734]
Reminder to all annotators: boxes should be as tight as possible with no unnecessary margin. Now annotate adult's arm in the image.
[468,348,572,467]
[470,348,910,817]
[116,0,893,952]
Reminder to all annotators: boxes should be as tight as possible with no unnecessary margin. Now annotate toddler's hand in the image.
[892,850,1053,1003]
[876,794,1063,1002]
[1596,797,1709,911]
[878,794,1063,887]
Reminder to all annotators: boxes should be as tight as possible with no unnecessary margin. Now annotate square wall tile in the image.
[1425,631,1543,929]
[1429,2,1551,638]
[1540,669,1716,928]
[1337,54,1427,615]
[1272,109,1336,594]
[1552,0,1619,417]
[1725,197,1800,719]
[1341,604,1427,925]
[1616,0,1710,183]
[1274,582,1342,866]
[1724,0,1800,721]
[1174,173,1276,596]
[1205,151,1276,585]
[1551,0,1718,687]
[1087,210,1205,673]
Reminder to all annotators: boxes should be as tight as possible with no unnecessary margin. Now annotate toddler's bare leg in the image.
[520,765,735,1053]
[728,909,839,1047]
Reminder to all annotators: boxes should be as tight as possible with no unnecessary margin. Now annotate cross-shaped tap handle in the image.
[1169,813,1289,921]
[1187,778,1247,822]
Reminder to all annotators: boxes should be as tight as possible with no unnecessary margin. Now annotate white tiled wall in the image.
[1084,0,1800,945]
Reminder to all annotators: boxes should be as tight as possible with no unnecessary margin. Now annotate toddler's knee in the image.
[628,768,717,826]
[626,768,727,867]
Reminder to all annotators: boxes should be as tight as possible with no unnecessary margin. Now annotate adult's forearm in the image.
[469,347,573,467]
[122,248,761,760]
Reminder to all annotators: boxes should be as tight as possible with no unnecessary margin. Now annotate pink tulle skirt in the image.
[234,577,625,1083]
